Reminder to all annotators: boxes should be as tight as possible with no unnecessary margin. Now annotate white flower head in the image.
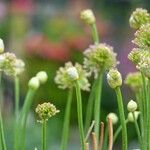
[0,38,4,53]
[28,77,40,90]
[66,67,79,81]
[36,71,48,84]
[107,112,118,125]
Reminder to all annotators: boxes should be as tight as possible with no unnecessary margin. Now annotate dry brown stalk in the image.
[99,122,104,150]
[92,132,97,150]
[85,142,90,150]
[108,118,113,150]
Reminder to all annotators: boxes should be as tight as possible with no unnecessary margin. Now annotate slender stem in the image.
[84,81,96,133]
[147,79,150,150]
[15,77,19,118]
[85,143,89,150]
[115,87,128,150]
[132,112,143,149]
[14,76,20,150]
[141,73,148,149]
[99,122,104,150]
[42,120,47,150]
[0,73,7,150]
[75,81,85,150]
[92,132,97,150]
[108,118,113,150]
[103,126,108,150]
[94,73,103,149]
[19,89,36,150]
[91,24,99,44]
[0,108,7,150]
[85,120,95,142]
[113,120,128,143]
[60,88,73,150]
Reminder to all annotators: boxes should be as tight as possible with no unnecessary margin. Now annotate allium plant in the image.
[0,7,150,150]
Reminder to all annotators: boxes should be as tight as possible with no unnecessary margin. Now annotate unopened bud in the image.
[127,100,137,112]
[28,77,40,90]
[36,71,48,84]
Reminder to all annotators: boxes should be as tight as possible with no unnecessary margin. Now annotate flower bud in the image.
[28,77,40,90]
[66,67,79,81]
[129,8,150,29]
[80,9,95,25]
[107,68,122,89]
[36,71,48,84]
[107,113,118,125]
[127,100,137,112]
[127,111,140,122]
[0,38,4,53]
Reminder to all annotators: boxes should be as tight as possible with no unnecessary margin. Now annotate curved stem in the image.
[19,89,36,150]
[42,120,47,150]
[113,120,128,144]
[75,81,85,150]
[91,24,99,44]
[115,87,128,150]
[94,73,103,149]
[60,88,73,150]
[132,112,143,149]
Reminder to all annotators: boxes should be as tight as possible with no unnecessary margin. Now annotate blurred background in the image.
[0,0,150,149]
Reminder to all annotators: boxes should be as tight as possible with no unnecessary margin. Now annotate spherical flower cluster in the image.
[35,102,59,123]
[83,43,118,78]
[36,71,48,84]
[0,52,25,77]
[107,112,118,125]
[127,111,140,122]
[107,68,122,89]
[133,23,150,48]
[138,57,150,78]
[55,62,90,91]
[129,8,150,29]
[127,100,137,112]
[124,72,142,92]
[80,9,96,25]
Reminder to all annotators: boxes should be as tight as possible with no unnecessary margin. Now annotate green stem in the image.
[141,73,148,149]
[14,76,20,150]
[0,109,7,150]
[132,112,143,149]
[91,23,99,44]
[147,79,150,150]
[94,73,103,149]
[15,77,19,118]
[113,120,128,144]
[42,120,47,150]
[84,80,96,132]
[0,73,7,150]
[19,88,36,150]
[60,88,73,150]
[115,87,128,150]
[75,81,85,150]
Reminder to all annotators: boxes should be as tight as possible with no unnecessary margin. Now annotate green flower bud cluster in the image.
[127,111,140,122]
[35,102,59,123]
[124,72,142,92]
[80,9,96,25]
[55,62,90,91]
[127,100,137,112]
[107,68,122,89]
[83,43,118,78]
[129,8,150,29]
[28,71,48,90]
